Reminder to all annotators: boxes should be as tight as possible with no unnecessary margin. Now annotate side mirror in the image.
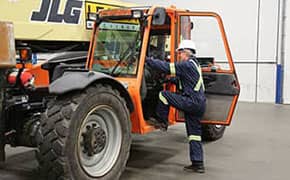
[152,7,166,25]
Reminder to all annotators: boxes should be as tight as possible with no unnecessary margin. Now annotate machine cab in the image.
[87,6,240,133]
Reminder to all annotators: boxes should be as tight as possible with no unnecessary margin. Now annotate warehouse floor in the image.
[0,102,289,180]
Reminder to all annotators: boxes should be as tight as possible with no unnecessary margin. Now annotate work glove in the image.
[145,56,152,61]
[145,56,153,62]
[145,56,154,66]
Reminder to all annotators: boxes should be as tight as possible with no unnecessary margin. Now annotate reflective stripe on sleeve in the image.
[159,92,169,105]
[169,63,176,77]
[188,135,202,142]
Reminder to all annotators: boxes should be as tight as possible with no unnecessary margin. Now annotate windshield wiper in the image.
[110,32,141,76]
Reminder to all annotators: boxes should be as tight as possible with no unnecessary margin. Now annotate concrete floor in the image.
[0,102,290,180]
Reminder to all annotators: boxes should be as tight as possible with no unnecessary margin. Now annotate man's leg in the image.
[158,91,205,172]
[184,113,204,173]
[146,91,170,130]
[155,91,192,129]
[156,92,170,124]
[156,91,184,130]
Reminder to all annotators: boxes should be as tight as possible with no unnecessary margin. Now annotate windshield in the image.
[92,20,141,76]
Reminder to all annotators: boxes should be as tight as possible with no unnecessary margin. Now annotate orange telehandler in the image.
[36,6,240,179]
[1,5,240,180]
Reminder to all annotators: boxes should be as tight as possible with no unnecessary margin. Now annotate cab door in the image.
[176,12,240,125]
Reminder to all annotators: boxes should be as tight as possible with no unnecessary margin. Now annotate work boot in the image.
[159,122,168,132]
[183,164,205,173]
[146,117,160,126]
[146,118,168,132]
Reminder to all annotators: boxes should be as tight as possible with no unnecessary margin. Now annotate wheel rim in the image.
[78,105,122,177]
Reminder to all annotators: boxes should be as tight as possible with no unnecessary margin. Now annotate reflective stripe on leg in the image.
[188,135,202,142]
[159,92,169,105]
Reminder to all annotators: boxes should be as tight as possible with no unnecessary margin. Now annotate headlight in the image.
[132,10,143,18]
[88,13,98,21]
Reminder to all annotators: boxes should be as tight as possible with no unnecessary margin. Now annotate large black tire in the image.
[202,124,226,141]
[37,84,131,180]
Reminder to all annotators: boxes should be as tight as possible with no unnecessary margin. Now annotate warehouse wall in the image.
[123,0,281,103]
[284,0,290,104]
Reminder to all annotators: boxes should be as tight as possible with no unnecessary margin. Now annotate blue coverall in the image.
[146,56,206,165]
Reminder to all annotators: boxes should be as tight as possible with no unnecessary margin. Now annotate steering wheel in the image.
[144,62,167,87]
